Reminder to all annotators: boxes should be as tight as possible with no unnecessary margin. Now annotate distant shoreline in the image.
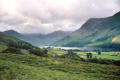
[39,46,117,51]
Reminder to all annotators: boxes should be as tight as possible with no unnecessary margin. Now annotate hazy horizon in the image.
[0,0,120,34]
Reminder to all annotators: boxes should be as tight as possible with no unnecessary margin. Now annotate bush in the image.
[2,47,22,54]
[29,48,48,57]
[98,50,101,55]
[60,50,85,61]
[87,58,120,66]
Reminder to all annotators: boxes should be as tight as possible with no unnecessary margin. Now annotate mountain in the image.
[23,31,72,46]
[53,11,120,50]
[0,32,33,51]
[3,30,22,38]
[3,30,72,46]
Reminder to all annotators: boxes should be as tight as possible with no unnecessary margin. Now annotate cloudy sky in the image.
[0,0,120,34]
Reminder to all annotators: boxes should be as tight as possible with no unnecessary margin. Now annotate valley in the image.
[0,11,120,80]
[53,12,120,50]
[3,30,72,46]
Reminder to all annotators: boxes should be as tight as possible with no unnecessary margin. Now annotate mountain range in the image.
[3,30,72,46]
[2,11,120,50]
[53,11,120,50]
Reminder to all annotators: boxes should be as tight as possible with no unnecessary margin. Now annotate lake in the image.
[39,46,115,51]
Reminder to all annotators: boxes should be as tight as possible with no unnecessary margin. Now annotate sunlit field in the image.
[76,52,120,60]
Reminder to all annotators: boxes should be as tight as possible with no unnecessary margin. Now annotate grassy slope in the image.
[47,48,67,56]
[112,35,120,44]
[0,44,7,52]
[0,32,20,43]
[0,32,33,49]
[0,53,120,80]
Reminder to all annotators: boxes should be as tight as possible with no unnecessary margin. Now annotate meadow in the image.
[47,48,120,60]
[0,47,120,80]
[76,51,120,60]
[0,53,120,80]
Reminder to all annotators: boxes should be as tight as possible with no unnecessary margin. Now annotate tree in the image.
[43,49,48,54]
[2,47,21,54]
[60,50,83,60]
[29,48,48,57]
[68,50,75,55]
[86,53,92,59]
[98,50,101,55]
[8,41,33,50]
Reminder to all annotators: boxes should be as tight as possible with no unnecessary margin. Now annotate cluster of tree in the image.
[86,50,101,59]
[87,58,120,66]
[60,50,85,61]
[98,43,120,51]
[2,47,22,54]
[8,41,33,49]
[29,48,48,57]
[86,53,92,59]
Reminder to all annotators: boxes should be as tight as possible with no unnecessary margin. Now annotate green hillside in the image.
[53,12,120,50]
[0,32,33,51]
[112,35,120,44]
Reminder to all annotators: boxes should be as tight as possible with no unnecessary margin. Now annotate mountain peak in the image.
[4,30,18,33]
[3,30,22,37]
[54,11,120,48]
[113,11,120,16]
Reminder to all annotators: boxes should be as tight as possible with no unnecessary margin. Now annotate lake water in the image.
[39,46,115,51]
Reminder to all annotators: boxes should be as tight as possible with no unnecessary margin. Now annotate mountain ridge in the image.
[3,30,72,46]
[3,30,22,38]
[53,11,120,50]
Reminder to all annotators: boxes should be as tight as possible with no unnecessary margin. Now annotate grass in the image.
[20,49,30,54]
[47,48,120,60]
[0,53,120,80]
[47,48,67,56]
[112,35,120,44]
[76,51,120,60]
[0,44,7,52]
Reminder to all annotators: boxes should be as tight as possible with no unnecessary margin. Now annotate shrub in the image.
[87,58,120,66]
[29,48,48,57]
[2,47,21,54]
[60,50,85,61]
[43,49,48,54]
[98,50,101,55]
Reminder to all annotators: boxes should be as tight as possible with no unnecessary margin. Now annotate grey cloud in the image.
[0,0,120,34]
[0,16,26,26]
